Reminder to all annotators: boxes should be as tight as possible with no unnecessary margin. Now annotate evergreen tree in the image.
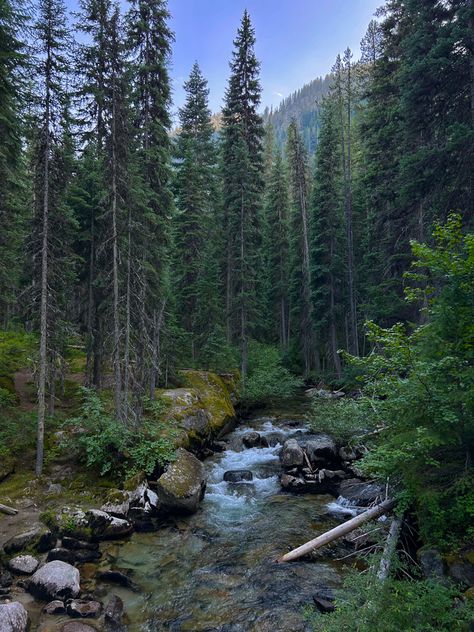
[264,149,291,351]
[310,97,344,378]
[30,0,74,474]
[286,118,314,378]
[76,0,113,387]
[221,10,264,377]
[0,0,27,325]
[174,62,221,362]
[127,0,174,396]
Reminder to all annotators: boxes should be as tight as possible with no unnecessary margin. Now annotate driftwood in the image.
[377,515,403,581]
[278,498,395,563]
[0,503,18,516]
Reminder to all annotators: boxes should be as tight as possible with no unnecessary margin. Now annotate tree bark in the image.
[278,499,395,563]
[377,515,403,581]
[36,39,52,477]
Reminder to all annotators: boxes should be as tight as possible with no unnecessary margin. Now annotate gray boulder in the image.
[417,548,446,580]
[280,439,304,468]
[7,555,39,575]
[28,560,80,601]
[155,448,206,513]
[3,526,55,554]
[338,478,384,506]
[300,434,337,463]
[0,602,28,632]
[47,547,76,564]
[86,510,133,540]
[449,559,474,588]
[104,594,125,632]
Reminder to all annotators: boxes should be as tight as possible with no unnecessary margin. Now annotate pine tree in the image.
[174,62,221,363]
[221,9,264,377]
[31,0,74,474]
[286,118,314,378]
[0,0,27,325]
[265,149,291,351]
[127,0,174,396]
[332,50,359,355]
[310,97,344,378]
[76,0,113,387]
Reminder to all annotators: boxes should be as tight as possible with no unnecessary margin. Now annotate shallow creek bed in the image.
[1,401,374,632]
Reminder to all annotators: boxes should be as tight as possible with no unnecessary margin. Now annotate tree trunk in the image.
[278,499,395,562]
[36,51,52,477]
[111,87,122,421]
[377,515,403,581]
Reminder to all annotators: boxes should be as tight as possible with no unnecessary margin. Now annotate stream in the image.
[100,403,345,632]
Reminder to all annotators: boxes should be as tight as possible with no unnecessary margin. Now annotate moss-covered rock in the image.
[157,370,238,453]
[155,448,206,513]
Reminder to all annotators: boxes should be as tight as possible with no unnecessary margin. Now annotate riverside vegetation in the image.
[0,0,473,630]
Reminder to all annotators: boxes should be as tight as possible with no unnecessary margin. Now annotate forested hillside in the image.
[0,0,474,629]
[264,74,332,153]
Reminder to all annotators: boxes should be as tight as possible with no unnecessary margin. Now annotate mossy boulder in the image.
[155,448,206,513]
[158,370,238,452]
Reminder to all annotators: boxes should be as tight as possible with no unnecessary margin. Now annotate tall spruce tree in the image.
[310,97,344,378]
[0,0,27,325]
[31,0,74,474]
[264,149,291,351]
[174,62,221,362]
[221,10,264,377]
[286,118,314,378]
[76,0,112,387]
[127,0,174,396]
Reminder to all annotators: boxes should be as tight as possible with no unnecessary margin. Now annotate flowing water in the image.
[101,403,347,632]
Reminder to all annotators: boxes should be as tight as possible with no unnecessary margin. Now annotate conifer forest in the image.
[0,1,473,630]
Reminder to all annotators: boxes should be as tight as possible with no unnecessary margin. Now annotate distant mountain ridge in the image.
[263,74,333,154]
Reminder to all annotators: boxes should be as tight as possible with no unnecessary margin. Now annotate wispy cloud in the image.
[273,91,283,97]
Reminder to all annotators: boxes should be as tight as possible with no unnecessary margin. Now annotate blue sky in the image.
[168,0,381,117]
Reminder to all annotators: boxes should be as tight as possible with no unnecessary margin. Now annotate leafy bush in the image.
[306,563,474,632]
[63,388,176,477]
[241,341,302,406]
[308,397,378,444]
[323,216,474,547]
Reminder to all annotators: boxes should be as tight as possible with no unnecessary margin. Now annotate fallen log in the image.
[0,503,18,516]
[278,498,395,563]
[377,515,403,581]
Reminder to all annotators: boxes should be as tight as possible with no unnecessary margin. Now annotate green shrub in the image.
[308,397,378,444]
[324,216,474,548]
[306,564,474,632]
[63,388,176,477]
[241,341,302,407]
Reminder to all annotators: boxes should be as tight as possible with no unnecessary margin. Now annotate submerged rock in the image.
[156,448,206,513]
[242,432,268,448]
[28,560,80,601]
[61,623,97,632]
[43,600,67,615]
[97,569,138,591]
[0,602,29,632]
[66,599,102,618]
[104,594,124,631]
[223,470,253,482]
[7,555,39,575]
